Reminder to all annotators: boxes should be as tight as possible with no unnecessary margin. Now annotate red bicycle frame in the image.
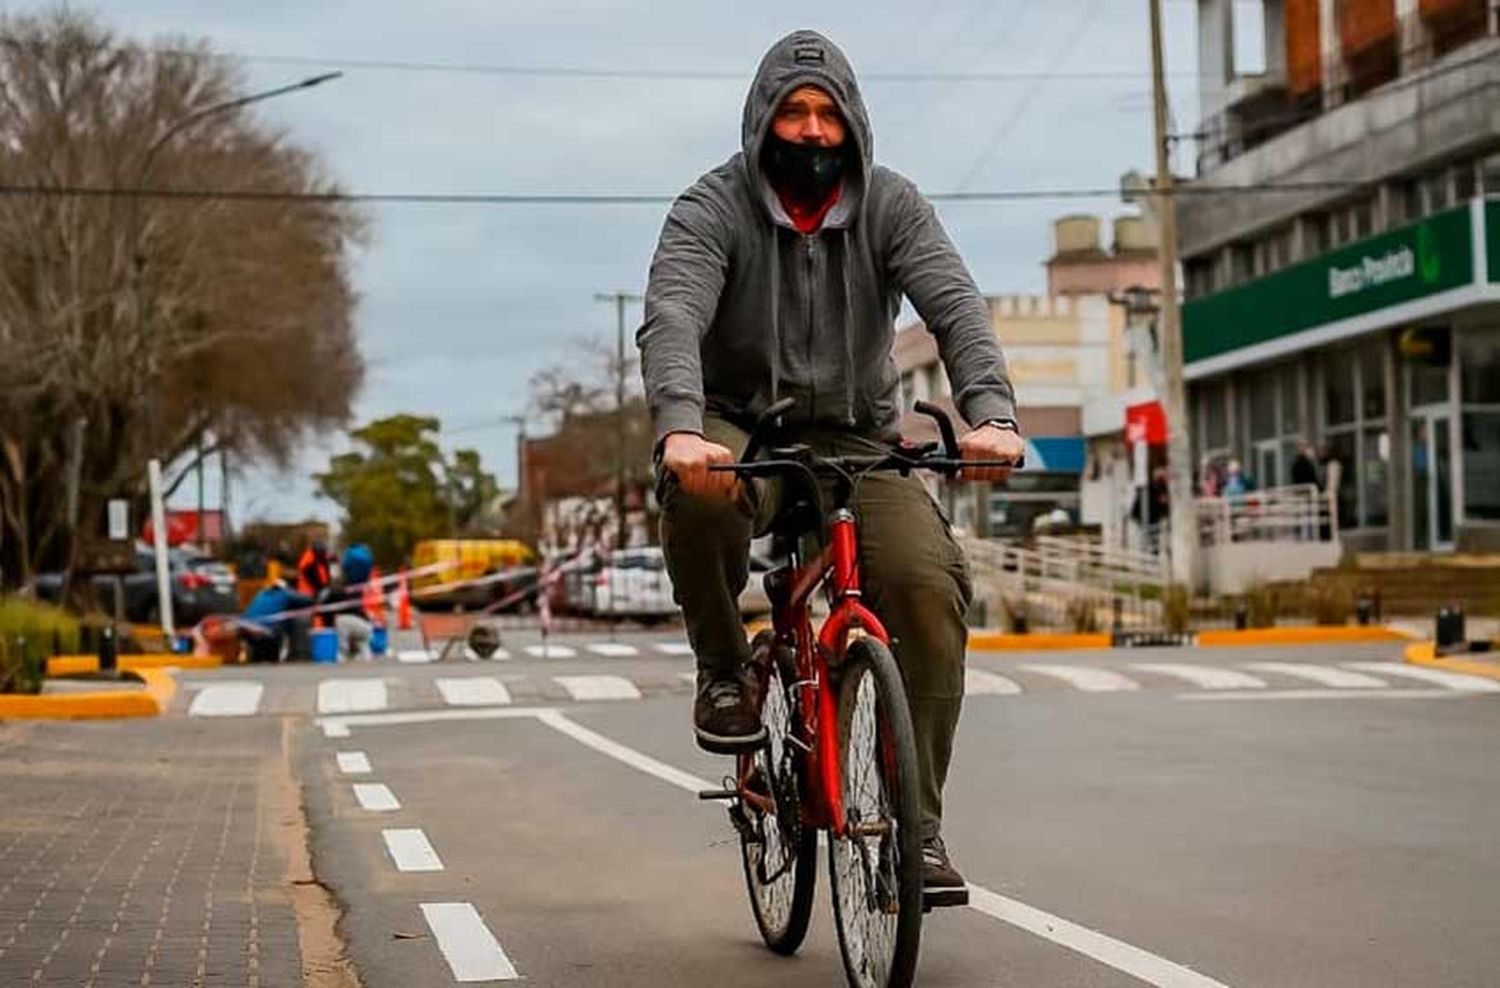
[737,507,891,839]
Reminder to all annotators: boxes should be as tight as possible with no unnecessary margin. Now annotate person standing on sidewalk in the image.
[637,29,1023,901]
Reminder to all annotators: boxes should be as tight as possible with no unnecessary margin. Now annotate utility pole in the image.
[594,292,643,549]
[1149,0,1200,589]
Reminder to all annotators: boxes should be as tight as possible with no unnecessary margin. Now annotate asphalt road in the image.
[177,634,1500,986]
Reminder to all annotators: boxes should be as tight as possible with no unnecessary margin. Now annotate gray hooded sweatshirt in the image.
[637,29,1017,446]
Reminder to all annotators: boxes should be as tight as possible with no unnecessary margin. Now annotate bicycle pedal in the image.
[922,887,970,911]
[697,788,738,801]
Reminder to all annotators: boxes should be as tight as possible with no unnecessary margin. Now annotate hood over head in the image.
[741,30,872,229]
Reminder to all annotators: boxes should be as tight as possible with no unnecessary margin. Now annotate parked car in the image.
[33,543,238,626]
[586,548,679,621]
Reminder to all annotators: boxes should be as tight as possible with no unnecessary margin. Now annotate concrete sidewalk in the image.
[0,716,338,986]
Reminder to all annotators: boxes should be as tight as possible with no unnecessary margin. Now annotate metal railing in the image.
[1196,484,1336,547]
[961,536,1164,632]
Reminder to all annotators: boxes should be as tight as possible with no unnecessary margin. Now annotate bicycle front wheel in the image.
[828,636,923,988]
[739,632,817,955]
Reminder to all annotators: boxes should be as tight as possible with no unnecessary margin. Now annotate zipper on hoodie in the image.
[803,234,816,422]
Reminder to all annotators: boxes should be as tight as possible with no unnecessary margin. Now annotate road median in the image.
[0,666,177,719]
[1404,640,1500,682]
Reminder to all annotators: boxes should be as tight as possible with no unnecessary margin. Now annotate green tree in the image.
[315,415,500,566]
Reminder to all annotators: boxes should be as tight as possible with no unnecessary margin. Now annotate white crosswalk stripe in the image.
[352,782,400,812]
[188,682,264,716]
[397,649,435,663]
[436,677,513,707]
[965,669,1023,695]
[524,643,577,659]
[1243,662,1389,689]
[1131,663,1267,690]
[336,751,372,775]
[383,828,444,872]
[587,642,640,657]
[654,642,695,656]
[317,678,389,713]
[1019,664,1141,692]
[1343,661,1500,693]
[553,675,642,701]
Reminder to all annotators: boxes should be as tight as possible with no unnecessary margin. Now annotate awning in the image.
[1125,401,1167,445]
[1024,436,1085,473]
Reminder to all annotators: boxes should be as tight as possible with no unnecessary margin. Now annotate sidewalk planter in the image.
[0,668,176,719]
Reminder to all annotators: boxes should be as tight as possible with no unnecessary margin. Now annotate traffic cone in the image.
[363,566,386,626]
[397,567,412,631]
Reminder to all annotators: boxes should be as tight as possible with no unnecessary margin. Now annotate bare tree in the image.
[0,10,364,588]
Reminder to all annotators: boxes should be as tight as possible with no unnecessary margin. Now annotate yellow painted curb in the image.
[968,632,1112,651]
[1196,626,1410,647]
[1404,641,1500,681]
[46,653,223,677]
[0,668,176,720]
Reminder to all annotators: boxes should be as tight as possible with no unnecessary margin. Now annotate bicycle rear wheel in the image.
[828,636,923,988]
[739,632,817,954]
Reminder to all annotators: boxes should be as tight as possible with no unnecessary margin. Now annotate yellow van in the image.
[409,539,538,610]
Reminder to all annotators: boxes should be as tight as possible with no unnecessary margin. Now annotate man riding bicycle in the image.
[638,29,1023,904]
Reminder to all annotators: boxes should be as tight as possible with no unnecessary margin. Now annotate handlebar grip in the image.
[742,397,797,464]
[913,400,960,459]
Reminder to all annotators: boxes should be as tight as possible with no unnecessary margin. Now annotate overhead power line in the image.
[0,179,1383,207]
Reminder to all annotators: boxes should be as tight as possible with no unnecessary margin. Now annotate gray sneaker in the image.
[921,836,969,909]
[693,676,767,754]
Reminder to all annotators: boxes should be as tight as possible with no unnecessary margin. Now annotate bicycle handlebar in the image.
[708,454,1020,480]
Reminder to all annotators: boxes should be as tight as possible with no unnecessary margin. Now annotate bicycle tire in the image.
[828,636,923,988]
[739,632,817,955]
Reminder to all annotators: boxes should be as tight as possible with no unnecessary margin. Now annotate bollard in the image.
[1355,591,1373,626]
[1112,596,1123,634]
[1233,601,1248,631]
[99,623,117,673]
[1435,605,1465,655]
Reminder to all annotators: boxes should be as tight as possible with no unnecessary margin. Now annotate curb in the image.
[0,668,177,720]
[1404,641,1500,681]
[1195,626,1412,648]
[46,653,223,677]
[968,632,1111,651]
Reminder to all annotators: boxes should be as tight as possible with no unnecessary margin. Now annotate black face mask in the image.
[762,134,848,203]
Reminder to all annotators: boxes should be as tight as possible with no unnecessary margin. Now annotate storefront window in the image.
[1247,369,1278,440]
[1482,153,1500,196]
[1199,380,1228,451]
[1327,431,1358,529]
[1322,343,1391,531]
[1463,412,1500,521]
[1361,427,1390,528]
[1359,345,1386,419]
[1460,328,1500,404]
[1325,355,1356,426]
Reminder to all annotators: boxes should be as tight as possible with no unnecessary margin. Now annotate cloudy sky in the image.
[87,0,1209,525]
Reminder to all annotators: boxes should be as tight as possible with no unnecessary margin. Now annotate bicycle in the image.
[696,397,1020,988]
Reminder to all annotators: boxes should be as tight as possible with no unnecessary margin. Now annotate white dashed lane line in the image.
[1242,662,1389,688]
[317,678,389,713]
[421,902,520,982]
[436,677,513,707]
[352,783,401,812]
[336,751,372,775]
[553,675,642,701]
[1131,663,1267,690]
[653,642,695,656]
[964,669,1023,695]
[382,828,444,872]
[587,642,639,657]
[1343,661,1500,692]
[397,650,436,663]
[1019,664,1140,692]
[524,644,577,659]
[187,682,264,716]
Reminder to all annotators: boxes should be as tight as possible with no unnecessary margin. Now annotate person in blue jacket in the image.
[240,578,313,662]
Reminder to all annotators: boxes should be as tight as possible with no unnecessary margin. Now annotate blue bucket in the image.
[369,626,388,657]
[310,628,340,664]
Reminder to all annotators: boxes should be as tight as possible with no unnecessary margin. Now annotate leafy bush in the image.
[1245,581,1280,628]
[1001,595,1032,634]
[1162,584,1191,635]
[0,596,80,693]
[1304,583,1352,626]
[1066,596,1101,634]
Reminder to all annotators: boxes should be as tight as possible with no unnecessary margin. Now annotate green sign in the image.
[1488,199,1500,285]
[1184,204,1475,364]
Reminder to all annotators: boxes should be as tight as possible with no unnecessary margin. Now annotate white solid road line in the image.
[654,642,695,656]
[352,782,400,812]
[1019,664,1141,692]
[964,669,1023,696]
[335,751,372,775]
[187,682,264,716]
[1132,663,1267,690]
[1181,688,1461,702]
[967,886,1231,988]
[1343,661,1500,693]
[316,706,549,733]
[421,902,519,982]
[524,643,577,659]
[317,678,389,714]
[436,677,513,707]
[587,642,639,657]
[535,709,1234,988]
[553,675,643,701]
[1243,662,1389,689]
[397,649,435,664]
[382,828,444,872]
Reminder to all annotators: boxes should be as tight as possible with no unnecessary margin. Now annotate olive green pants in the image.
[658,416,973,840]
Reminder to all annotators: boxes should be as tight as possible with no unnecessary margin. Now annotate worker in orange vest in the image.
[296,540,332,628]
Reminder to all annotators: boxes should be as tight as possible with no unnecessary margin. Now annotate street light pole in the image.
[594,291,643,549]
[1148,0,1200,589]
[132,69,341,640]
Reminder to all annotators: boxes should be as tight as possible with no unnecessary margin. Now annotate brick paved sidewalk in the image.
[0,717,310,987]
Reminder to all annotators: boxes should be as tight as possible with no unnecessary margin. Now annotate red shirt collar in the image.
[779,183,842,234]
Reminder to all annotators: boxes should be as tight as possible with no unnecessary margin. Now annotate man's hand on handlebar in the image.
[663,432,741,500]
[957,423,1025,483]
